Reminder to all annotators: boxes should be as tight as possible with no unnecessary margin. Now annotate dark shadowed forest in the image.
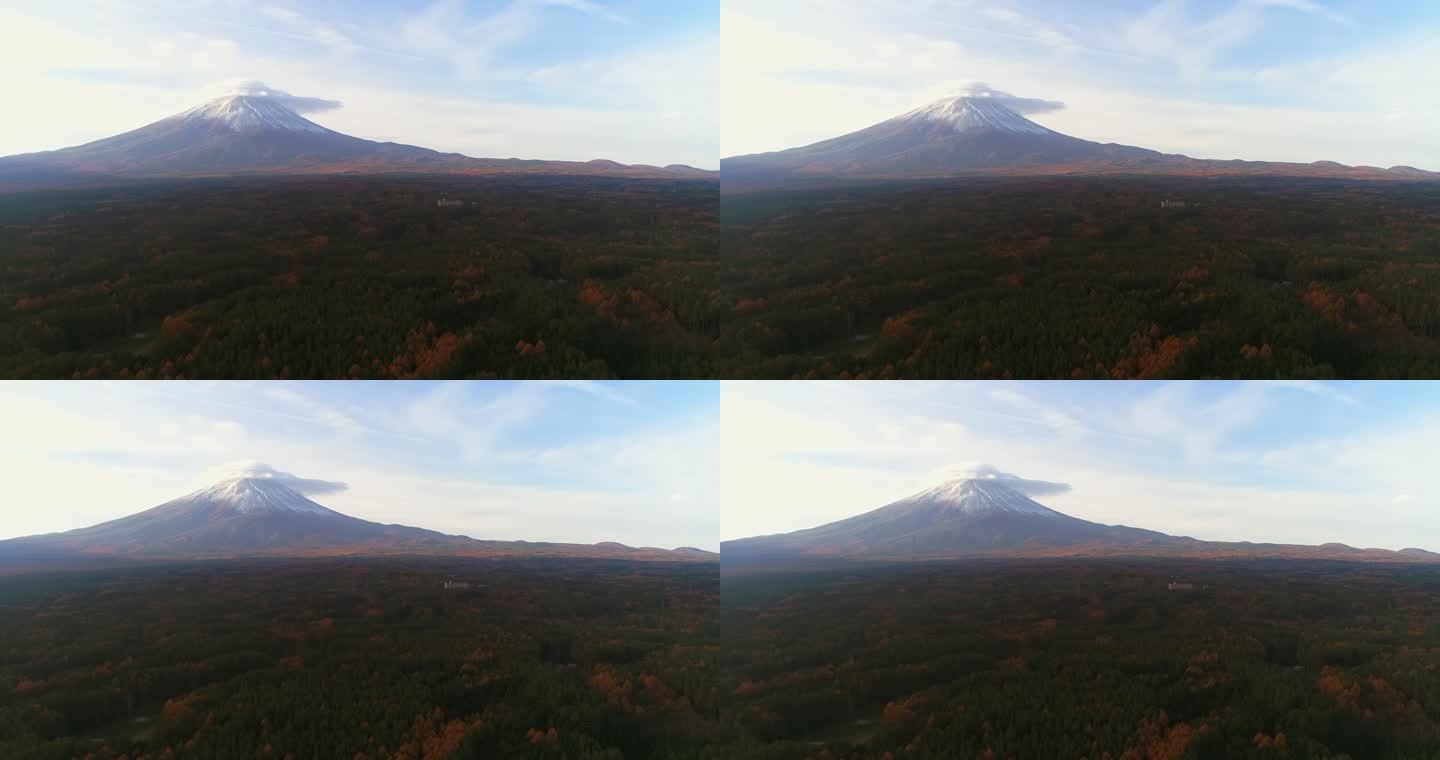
[0,175,719,379]
[0,557,719,759]
[720,177,1440,379]
[720,559,1440,759]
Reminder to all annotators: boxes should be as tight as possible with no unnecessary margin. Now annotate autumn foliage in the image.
[0,175,719,379]
[722,175,1440,378]
[0,557,718,758]
[723,557,1440,757]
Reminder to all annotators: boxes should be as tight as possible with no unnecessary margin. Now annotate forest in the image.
[0,175,719,379]
[0,557,719,759]
[720,176,1440,378]
[719,558,1440,759]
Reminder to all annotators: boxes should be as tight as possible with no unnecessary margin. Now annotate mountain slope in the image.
[0,94,713,180]
[725,477,1170,562]
[0,476,716,563]
[722,94,1438,183]
[19,477,448,556]
[725,96,1166,178]
[722,476,1439,567]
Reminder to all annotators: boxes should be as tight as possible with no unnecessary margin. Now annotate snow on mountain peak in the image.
[901,96,1055,136]
[178,95,331,134]
[908,477,1059,516]
[186,477,335,516]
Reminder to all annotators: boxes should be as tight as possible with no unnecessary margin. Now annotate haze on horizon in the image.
[0,380,719,551]
[721,381,1440,552]
[0,0,718,169]
[723,0,1440,170]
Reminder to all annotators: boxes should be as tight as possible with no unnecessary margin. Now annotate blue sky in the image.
[724,0,1440,169]
[0,381,720,550]
[0,0,717,167]
[722,381,1440,551]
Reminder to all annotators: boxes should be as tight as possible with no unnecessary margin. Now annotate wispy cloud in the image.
[207,461,349,495]
[260,6,302,23]
[546,380,639,406]
[1126,0,1349,79]
[988,386,1087,435]
[399,0,627,78]
[259,384,368,434]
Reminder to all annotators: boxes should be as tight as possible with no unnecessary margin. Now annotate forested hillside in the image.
[721,177,1440,378]
[721,559,1440,758]
[0,558,719,759]
[0,175,719,379]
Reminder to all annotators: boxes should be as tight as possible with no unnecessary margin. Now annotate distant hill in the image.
[0,476,716,567]
[722,475,1438,570]
[722,94,1438,186]
[0,94,715,182]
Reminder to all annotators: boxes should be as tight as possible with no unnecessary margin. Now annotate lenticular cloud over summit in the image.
[940,463,1072,497]
[212,462,349,495]
[205,80,343,114]
[957,83,1065,115]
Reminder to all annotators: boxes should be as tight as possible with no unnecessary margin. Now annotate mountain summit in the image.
[178,95,337,135]
[898,477,1067,516]
[901,95,1061,136]
[0,91,712,180]
[169,476,344,517]
[722,93,1438,183]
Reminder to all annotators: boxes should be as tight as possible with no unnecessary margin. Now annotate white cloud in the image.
[937,463,1072,496]
[955,82,1065,114]
[202,78,342,112]
[988,386,1087,435]
[398,0,626,79]
[1125,0,1347,79]
[260,6,302,23]
[209,461,349,495]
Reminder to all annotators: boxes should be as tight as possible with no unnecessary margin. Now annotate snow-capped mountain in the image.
[0,93,713,180]
[0,475,717,563]
[721,475,1440,567]
[1,476,447,557]
[178,95,334,135]
[722,94,1164,179]
[899,96,1059,136]
[895,477,1067,516]
[167,476,343,516]
[721,94,1438,183]
[724,476,1168,561]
